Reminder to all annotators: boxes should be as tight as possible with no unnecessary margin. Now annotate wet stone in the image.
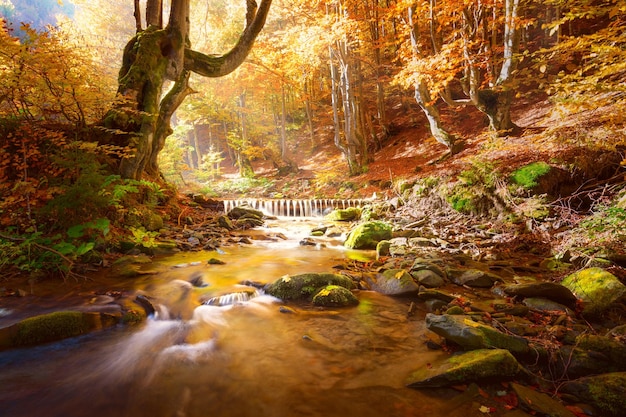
[448,268,501,288]
[406,349,520,388]
[511,382,576,417]
[502,281,577,308]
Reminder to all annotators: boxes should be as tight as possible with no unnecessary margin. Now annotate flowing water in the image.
[0,219,467,417]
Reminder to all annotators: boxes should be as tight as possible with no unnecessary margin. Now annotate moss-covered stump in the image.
[425,313,530,354]
[325,207,362,221]
[406,349,521,388]
[312,285,358,307]
[265,273,355,301]
[561,372,626,417]
[344,221,393,250]
[0,311,119,349]
[561,267,626,316]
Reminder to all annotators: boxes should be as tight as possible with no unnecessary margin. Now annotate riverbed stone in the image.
[503,281,578,308]
[411,269,445,288]
[362,269,419,295]
[376,240,391,258]
[406,348,520,388]
[510,382,576,417]
[344,221,393,249]
[522,297,573,314]
[0,311,118,349]
[554,346,619,378]
[425,313,530,354]
[561,372,626,417]
[312,285,359,307]
[227,206,264,220]
[325,207,362,221]
[447,268,501,288]
[561,267,626,316]
[575,334,626,369]
[264,273,354,301]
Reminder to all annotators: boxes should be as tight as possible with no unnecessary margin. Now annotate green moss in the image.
[344,221,392,249]
[510,162,551,189]
[446,186,477,213]
[312,285,359,307]
[325,207,362,221]
[265,273,355,301]
[446,349,520,381]
[585,373,626,416]
[13,311,92,346]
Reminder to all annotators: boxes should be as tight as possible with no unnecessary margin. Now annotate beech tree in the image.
[99,0,272,180]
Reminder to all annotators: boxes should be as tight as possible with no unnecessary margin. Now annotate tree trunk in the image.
[100,0,272,180]
[408,6,460,153]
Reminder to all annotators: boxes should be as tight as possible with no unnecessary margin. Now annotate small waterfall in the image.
[222,198,367,217]
[202,289,261,306]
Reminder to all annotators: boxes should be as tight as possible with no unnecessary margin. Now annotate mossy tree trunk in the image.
[100,0,272,180]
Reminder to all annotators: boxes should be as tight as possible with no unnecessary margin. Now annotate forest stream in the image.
[0,218,474,417]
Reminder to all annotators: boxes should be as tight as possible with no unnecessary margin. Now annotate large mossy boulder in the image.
[425,313,530,354]
[0,311,118,349]
[406,349,521,388]
[265,273,354,301]
[561,267,626,316]
[312,285,358,307]
[561,372,626,417]
[344,221,392,250]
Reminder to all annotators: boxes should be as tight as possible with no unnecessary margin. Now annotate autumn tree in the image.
[99,0,272,180]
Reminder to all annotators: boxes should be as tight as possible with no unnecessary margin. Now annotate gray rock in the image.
[411,269,445,288]
[448,268,501,288]
[522,297,573,314]
[503,282,577,307]
[362,269,419,296]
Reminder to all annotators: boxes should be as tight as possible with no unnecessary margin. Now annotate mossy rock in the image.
[325,207,362,221]
[265,273,355,301]
[0,311,118,349]
[376,240,391,258]
[561,267,626,316]
[562,372,626,417]
[406,349,521,388]
[425,313,530,354]
[312,285,358,307]
[344,221,392,250]
[362,269,419,296]
[142,210,163,231]
[227,206,264,220]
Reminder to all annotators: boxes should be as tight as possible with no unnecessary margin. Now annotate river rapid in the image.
[0,219,468,417]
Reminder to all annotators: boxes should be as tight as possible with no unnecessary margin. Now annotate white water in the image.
[0,219,471,417]
[223,198,366,217]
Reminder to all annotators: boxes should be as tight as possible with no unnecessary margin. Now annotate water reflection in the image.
[0,220,470,417]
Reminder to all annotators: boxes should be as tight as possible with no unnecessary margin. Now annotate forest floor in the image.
[214,92,621,204]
